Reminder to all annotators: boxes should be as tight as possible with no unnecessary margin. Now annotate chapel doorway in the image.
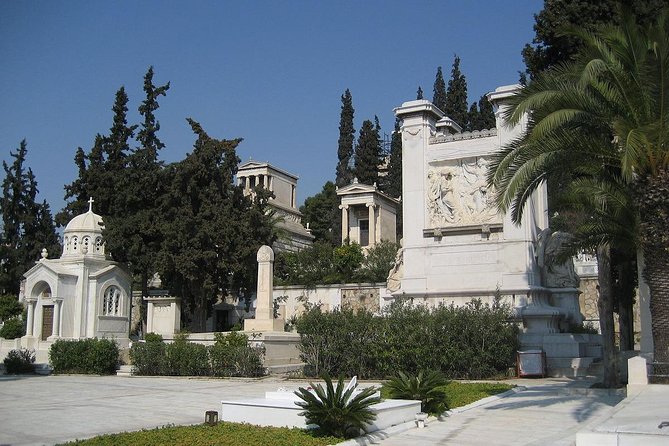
[41,306,54,340]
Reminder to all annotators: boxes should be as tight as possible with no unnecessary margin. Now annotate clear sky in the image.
[0,0,543,216]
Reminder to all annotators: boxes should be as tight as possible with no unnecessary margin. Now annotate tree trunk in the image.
[597,244,619,388]
[613,250,636,351]
[636,169,669,363]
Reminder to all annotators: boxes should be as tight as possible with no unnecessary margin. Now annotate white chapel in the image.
[16,199,131,359]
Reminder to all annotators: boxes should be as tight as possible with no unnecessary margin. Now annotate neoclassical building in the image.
[11,200,131,360]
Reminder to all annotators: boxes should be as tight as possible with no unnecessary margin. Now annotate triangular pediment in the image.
[238,160,269,170]
[336,182,377,195]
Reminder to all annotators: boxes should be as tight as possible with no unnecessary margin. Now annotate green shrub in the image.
[165,333,210,376]
[295,375,379,439]
[209,331,265,377]
[3,348,35,374]
[383,370,449,414]
[0,317,25,339]
[0,294,23,321]
[297,298,519,379]
[355,240,400,283]
[129,336,167,375]
[49,338,119,374]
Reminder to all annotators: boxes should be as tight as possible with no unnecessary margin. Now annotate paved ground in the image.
[367,379,624,446]
[0,374,315,446]
[0,375,627,446]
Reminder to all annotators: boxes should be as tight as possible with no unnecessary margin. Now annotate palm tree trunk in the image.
[643,244,669,363]
[636,169,669,363]
[597,244,619,388]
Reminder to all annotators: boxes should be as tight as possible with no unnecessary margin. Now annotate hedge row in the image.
[296,298,519,379]
[129,332,265,377]
[49,338,119,375]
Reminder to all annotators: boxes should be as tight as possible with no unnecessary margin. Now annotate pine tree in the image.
[381,118,403,238]
[416,86,424,100]
[432,67,447,113]
[0,141,60,295]
[354,118,382,186]
[158,120,275,331]
[445,55,469,129]
[104,67,170,329]
[300,181,339,245]
[466,102,479,132]
[477,95,496,129]
[336,89,355,187]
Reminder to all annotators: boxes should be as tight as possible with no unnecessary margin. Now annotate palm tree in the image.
[488,8,669,372]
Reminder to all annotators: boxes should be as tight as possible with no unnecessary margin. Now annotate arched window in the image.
[94,237,103,253]
[64,237,70,252]
[83,237,90,252]
[72,236,79,252]
[102,286,122,316]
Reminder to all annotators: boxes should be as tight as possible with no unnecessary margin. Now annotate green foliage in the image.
[336,89,356,188]
[165,333,210,376]
[275,241,367,286]
[440,381,513,409]
[355,240,400,283]
[295,375,379,439]
[0,316,25,339]
[353,118,382,186]
[144,332,164,343]
[297,299,518,379]
[58,421,340,446]
[158,120,276,331]
[299,181,339,246]
[3,348,35,374]
[1,140,61,295]
[432,66,447,113]
[333,242,364,280]
[209,331,265,377]
[445,55,469,129]
[129,336,167,376]
[130,332,264,377]
[49,338,119,375]
[383,370,449,414]
[520,0,667,79]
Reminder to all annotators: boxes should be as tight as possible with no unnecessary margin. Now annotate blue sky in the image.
[0,1,543,215]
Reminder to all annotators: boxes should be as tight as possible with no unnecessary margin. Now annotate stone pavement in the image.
[0,374,644,446]
[368,379,625,446]
[0,374,314,446]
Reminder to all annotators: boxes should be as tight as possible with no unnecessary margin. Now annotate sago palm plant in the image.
[384,370,449,415]
[294,375,379,439]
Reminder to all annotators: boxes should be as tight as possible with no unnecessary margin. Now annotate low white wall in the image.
[272,283,389,321]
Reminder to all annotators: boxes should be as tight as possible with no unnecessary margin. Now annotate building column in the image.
[367,203,376,246]
[339,204,349,244]
[51,298,64,338]
[25,298,37,336]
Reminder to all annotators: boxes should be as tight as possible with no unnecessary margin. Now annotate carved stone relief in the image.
[426,157,500,227]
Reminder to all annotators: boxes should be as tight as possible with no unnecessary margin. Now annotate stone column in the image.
[25,298,37,336]
[367,203,376,246]
[245,245,284,332]
[51,297,64,338]
[339,204,349,244]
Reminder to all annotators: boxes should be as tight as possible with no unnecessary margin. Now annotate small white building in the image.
[337,179,399,248]
[8,201,132,360]
[237,160,314,252]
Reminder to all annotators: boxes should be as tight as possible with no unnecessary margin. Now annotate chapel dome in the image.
[64,208,104,234]
[61,198,105,258]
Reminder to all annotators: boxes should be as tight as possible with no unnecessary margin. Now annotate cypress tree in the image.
[0,141,60,294]
[382,118,403,238]
[104,67,170,331]
[354,118,382,186]
[300,181,339,246]
[466,102,480,132]
[477,94,496,130]
[445,55,469,129]
[432,67,447,113]
[336,89,355,187]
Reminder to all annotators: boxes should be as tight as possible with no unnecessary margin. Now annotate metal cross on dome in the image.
[88,197,94,212]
